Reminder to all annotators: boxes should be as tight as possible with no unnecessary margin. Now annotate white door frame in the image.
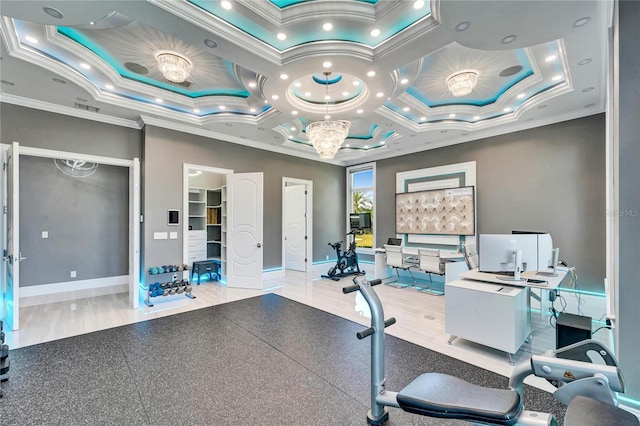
[1,143,141,312]
[282,177,313,273]
[182,164,234,268]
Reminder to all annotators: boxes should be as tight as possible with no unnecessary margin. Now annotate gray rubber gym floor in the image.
[0,294,565,425]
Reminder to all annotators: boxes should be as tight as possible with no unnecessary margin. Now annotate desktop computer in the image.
[556,312,592,349]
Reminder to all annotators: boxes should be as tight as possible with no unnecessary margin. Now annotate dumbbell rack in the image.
[144,267,196,307]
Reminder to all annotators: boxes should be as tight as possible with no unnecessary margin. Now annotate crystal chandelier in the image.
[307,72,351,160]
[155,51,192,83]
[446,71,478,97]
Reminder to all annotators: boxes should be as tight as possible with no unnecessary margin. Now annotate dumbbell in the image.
[162,284,170,296]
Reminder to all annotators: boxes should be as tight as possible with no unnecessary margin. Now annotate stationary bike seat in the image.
[397,373,523,425]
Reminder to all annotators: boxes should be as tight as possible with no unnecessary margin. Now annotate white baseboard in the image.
[263,269,285,280]
[20,275,129,307]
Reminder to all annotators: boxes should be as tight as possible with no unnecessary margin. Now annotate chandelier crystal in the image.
[446,71,478,97]
[155,51,192,83]
[307,72,351,160]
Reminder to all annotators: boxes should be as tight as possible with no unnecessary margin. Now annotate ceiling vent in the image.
[74,102,100,113]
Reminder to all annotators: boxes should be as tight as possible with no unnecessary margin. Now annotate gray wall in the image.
[374,114,606,292]
[616,0,640,402]
[143,126,345,270]
[19,155,129,286]
[0,103,141,160]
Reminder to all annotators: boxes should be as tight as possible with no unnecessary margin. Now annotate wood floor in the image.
[7,262,612,393]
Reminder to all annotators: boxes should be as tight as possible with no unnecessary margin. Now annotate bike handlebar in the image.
[357,317,396,340]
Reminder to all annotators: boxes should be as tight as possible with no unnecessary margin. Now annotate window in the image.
[347,163,375,250]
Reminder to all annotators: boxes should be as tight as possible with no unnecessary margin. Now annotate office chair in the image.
[384,244,415,288]
[417,249,445,295]
[461,243,478,270]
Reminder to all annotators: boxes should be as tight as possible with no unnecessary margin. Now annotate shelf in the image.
[207,240,222,244]
[189,200,206,204]
[190,215,206,218]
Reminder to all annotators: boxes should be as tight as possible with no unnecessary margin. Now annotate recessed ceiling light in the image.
[250,107,256,112]
[323,61,332,68]
[305,92,311,97]
[440,130,448,133]
[449,113,456,118]
[455,21,471,32]
[573,17,591,27]
[345,144,350,147]
[582,87,594,92]
[193,108,200,113]
[578,58,592,66]
[370,28,381,37]
[403,107,410,112]
[413,0,425,9]
[324,114,330,119]
[292,110,298,115]
[324,95,331,100]
[219,105,226,110]
[248,82,257,88]
[105,84,114,90]
[204,39,218,48]
[155,98,163,103]
[25,36,38,44]
[280,74,288,80]
[400,78,409,84]
[503,107,511,112]
[1,80,15,86]
[517,93,525,99]
[473,115,480,120]
[552,75,562,81]
[221,0,232,10]
[43,6,64,19]
[357,109,363,114]
[420,116,426,121]
[545,55,557,62]
[271,95,279,100]
[353,80,360,86]
[52,78,66,84]
[277,33,287,41]
[291,127,296,131]
[288,135,293,139]
[499,65,523,77]
[264,100,269,104]
[80,62,91,70]
[342,91,349,96]
[294,82,301,88]
[364,145,369,149]
[89,21,95,25]
[367,71,376,77]
[376,92,384,97]
[501,34,517,44]
[323,22,333,31]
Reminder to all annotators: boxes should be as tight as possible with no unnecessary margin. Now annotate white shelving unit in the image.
[189,185,227,279]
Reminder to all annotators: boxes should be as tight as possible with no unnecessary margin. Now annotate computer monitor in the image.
[478,234,539,275]
[386,237,402,246]
[511,231,555,272]
[349,212,371,230]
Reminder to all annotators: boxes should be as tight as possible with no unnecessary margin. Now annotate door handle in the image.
[19,252,26,262]
[257,243,262,248]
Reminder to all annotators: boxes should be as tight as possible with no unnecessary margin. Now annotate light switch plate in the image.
[42,231,48,239]
[154,232,168,240]
[169,232,178,239]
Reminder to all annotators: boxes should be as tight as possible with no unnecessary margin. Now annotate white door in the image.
[284,185,306,271]
[227,172,263,288]
[129,158,141,309]
[3,142,20,330]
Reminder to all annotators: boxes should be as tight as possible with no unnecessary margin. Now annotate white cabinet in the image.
[445,279,530,357]
[187,230,206,262]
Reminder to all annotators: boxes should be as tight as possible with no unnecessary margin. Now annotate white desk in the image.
[373,247,468,284]
[445,268,569,363]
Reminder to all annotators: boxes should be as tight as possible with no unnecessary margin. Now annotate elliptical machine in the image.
[322,230,364,281]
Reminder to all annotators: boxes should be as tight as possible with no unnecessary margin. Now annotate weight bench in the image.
[191,260,221,284]
[397,373,522,425]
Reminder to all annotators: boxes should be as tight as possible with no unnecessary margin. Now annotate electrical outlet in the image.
[42,231,48,239]
[326,255,329,260]
[70,270,77,278]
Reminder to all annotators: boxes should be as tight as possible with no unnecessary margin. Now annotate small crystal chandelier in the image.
[446,71,479,97]
[307,72,351,160]
[155,51,192,83]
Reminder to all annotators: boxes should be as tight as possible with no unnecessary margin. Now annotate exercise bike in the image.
[343,276,638,426]
[322,230,364,281]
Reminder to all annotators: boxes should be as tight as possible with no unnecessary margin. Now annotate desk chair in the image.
[417,249,445,295]
[384,244,416,288]
[461,243,478,270]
